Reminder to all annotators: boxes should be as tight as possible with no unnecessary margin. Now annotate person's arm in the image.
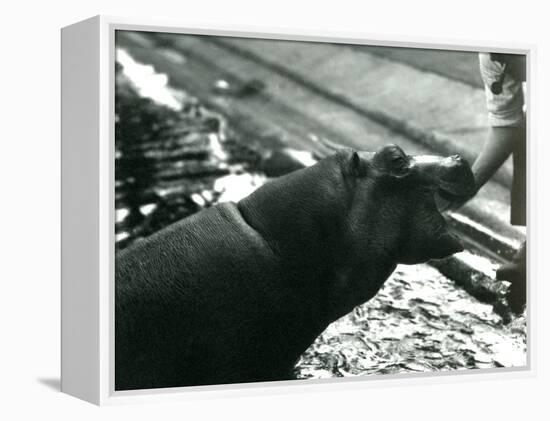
[471,125,525,191]
[436,125,523,212]
[436,53,526,212]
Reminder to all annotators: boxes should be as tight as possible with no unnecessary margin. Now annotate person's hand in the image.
[497,242,526,316]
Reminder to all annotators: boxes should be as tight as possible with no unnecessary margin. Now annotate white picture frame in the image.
[61,15,535,405]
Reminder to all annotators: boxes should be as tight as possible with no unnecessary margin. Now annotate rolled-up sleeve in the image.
[479,52,525,127]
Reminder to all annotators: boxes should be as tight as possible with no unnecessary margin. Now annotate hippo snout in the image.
[436,155,476,197]
[411,154,476,198]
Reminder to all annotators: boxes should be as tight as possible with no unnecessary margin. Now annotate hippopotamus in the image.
[115,144,475,391]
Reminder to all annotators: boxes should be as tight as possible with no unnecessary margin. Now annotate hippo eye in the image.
[391,155,407,168]
[373,145,410,176]
[386,153,411,177]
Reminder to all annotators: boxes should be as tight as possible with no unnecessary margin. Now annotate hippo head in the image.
[341,144,475,265]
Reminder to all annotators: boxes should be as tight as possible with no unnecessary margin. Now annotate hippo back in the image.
[115,202,326,389]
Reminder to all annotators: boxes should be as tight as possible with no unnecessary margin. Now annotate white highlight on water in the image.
[214,173,266,203]
[209,133,228,162]
[115,208,129,223]
[116,48,182,110]
[139,203,156,216]
[284,149,317,168]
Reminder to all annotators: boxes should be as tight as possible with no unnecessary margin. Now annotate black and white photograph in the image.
[113,30,527,391]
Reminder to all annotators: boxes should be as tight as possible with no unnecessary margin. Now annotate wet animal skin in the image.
[115,145,474,390]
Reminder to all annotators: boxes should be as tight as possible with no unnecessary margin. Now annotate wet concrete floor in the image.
[296,264,526,379]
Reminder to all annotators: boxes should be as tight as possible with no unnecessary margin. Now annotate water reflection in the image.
[115,52,262,250]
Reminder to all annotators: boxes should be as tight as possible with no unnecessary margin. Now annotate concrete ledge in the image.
[429,252,513,322]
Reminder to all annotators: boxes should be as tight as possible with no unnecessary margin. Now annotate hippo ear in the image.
[350,151,368,177]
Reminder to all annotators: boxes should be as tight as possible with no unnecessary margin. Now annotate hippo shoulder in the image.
[209,202,279,261]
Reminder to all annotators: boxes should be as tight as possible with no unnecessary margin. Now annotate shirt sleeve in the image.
[478,53,525,127]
